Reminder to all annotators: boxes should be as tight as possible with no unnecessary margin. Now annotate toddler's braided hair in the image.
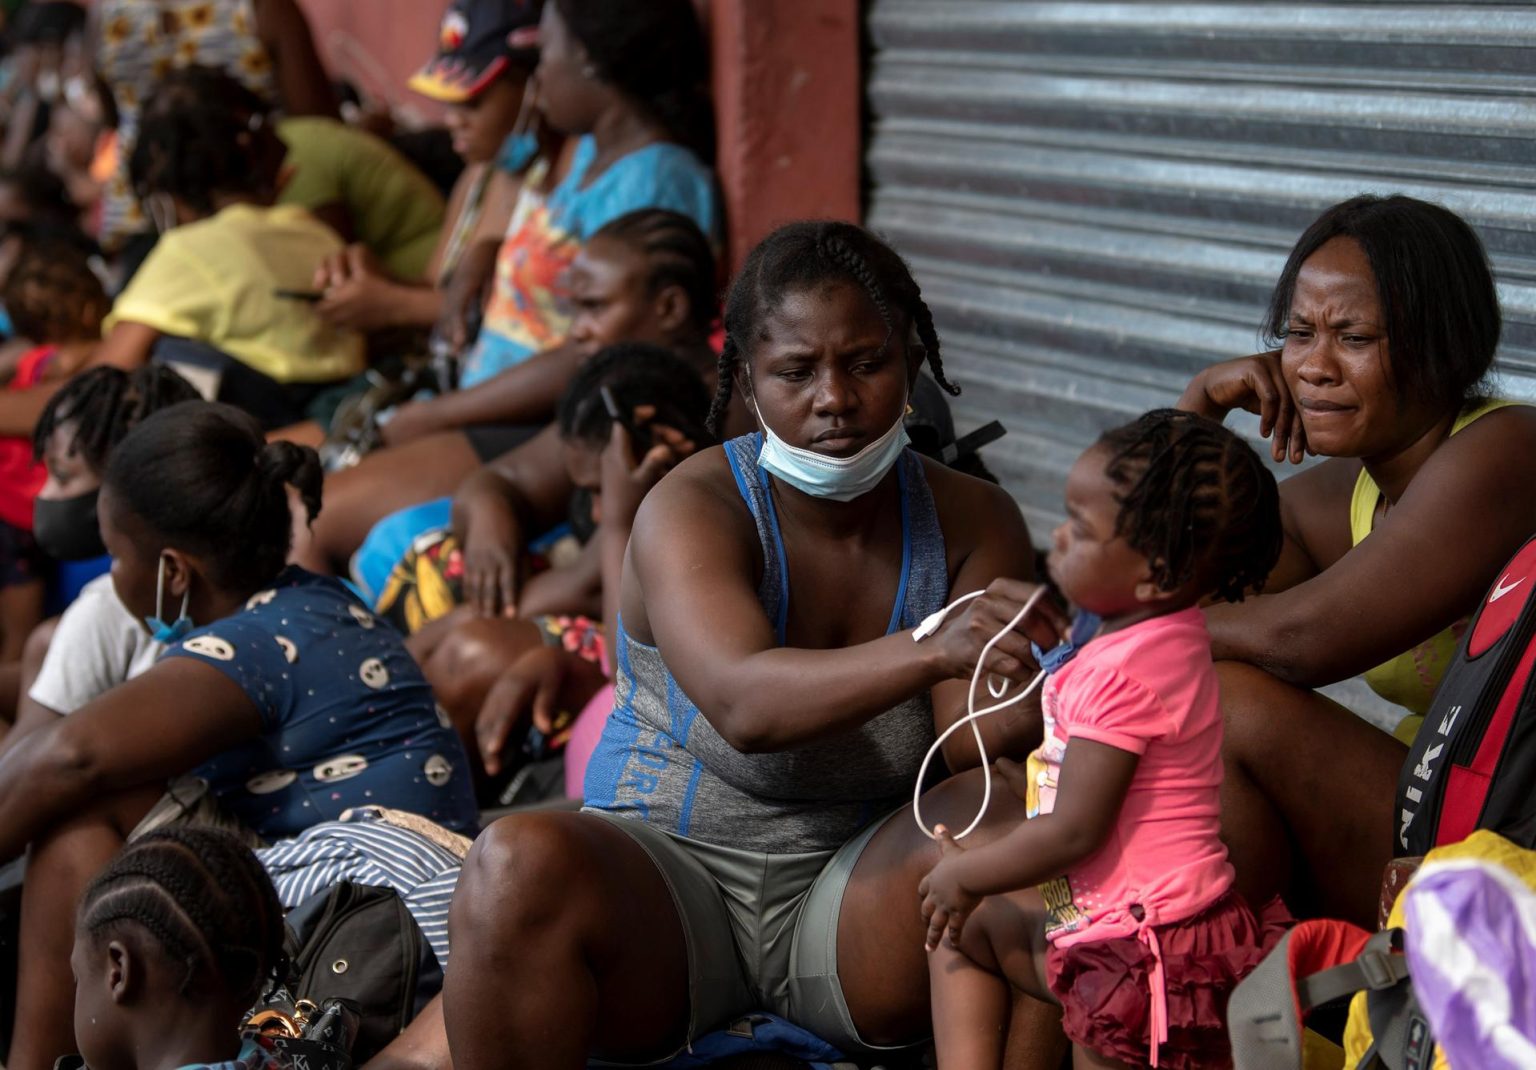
[706,221,956,438]
[1098,409,1283,604]
[33,365,200,474]
[76,828,286,1003]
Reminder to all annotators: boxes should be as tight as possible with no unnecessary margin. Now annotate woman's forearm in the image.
[689,633,955,753]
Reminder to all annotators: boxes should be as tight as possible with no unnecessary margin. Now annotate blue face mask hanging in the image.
[144,555,193,643]
[754,400,911,503]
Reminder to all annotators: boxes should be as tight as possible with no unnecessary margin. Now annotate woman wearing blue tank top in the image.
[439,223,1068,1067]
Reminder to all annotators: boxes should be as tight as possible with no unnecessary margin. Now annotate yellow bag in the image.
[1342,830,1536,1069]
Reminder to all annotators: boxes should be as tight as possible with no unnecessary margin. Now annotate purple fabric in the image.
[1404,859,1536,1070]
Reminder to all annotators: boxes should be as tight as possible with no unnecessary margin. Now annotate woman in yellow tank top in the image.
[1178,194,1536,928]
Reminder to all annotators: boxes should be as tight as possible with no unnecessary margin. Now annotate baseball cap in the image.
[409,0,542,104]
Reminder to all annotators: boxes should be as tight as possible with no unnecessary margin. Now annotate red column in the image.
[709,0,862,272]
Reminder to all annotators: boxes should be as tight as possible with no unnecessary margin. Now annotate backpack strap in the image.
[1297,929,1412,1010]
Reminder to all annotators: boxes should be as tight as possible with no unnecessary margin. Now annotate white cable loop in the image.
[912,588,1049,841]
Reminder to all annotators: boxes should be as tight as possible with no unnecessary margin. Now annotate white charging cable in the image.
[911,588,1049,840]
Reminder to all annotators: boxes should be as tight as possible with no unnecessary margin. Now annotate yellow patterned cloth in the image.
[96,0,276,249]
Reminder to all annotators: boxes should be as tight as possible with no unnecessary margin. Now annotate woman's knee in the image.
[427,618,541,714]
[455,812,595,933]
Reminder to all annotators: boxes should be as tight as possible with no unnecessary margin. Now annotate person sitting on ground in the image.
[312,0,547,333]
[1172,194,1536,930]
[70,829,289,1070]
[400,0,718,410]
[94,0,337,256]
[0,244,113,664]
[141,65,447,286]
[295,208,725,575]
[0,401,476,1070]
[921,409,1286,1070]
[0,366,201,741]
[93,73,364,428]
[416,221,1064,1070]
[0,1,89,172]
[390,343,712,789]
[44,71,119,239]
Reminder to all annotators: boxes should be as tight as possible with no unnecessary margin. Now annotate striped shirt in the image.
[257,810,465,968]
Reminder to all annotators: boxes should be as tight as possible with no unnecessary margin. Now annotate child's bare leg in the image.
[931,889,1055,1069]
[1071,1047,1133,1069]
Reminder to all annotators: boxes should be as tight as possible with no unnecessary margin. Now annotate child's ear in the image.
[106,940,134,1004]
[652,284,690,335]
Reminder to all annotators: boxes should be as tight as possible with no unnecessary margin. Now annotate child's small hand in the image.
[994,756,1032,802]
[918,825,980,951]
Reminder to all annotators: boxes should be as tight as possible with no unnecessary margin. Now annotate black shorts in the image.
[0,519,47,589]
[464,422,543,462]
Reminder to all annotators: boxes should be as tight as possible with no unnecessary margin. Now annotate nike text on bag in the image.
[1396,536,1536,855]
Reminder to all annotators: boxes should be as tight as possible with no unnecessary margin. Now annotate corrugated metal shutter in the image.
[865,2,1536,546]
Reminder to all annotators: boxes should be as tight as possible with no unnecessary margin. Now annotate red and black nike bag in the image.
[1396,535,1536,855]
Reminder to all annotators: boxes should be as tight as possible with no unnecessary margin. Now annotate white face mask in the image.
[753,395,910,503]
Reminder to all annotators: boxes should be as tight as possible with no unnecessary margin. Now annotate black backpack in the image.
[282,881,443,1063]
[1396,535,1536,855]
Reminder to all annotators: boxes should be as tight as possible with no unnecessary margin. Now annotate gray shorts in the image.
[584,807,912,1061]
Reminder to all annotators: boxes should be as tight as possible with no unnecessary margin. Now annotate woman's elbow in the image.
[707,699,778,754]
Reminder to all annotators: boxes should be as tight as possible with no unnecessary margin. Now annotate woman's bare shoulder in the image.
[917,455,1034,571]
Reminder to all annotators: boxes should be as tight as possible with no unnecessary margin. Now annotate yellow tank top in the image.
[1351,399,1523,739]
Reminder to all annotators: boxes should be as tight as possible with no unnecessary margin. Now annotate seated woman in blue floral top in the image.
[0,401,476,1070]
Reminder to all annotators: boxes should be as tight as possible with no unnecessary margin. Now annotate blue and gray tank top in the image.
[584,434,949,853]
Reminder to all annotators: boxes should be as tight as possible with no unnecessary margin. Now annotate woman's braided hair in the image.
[76,828,287,1003]
[593,209,717,338]
[32,365,201,473]
[706,221,956,438]
[1097,409,1283,604]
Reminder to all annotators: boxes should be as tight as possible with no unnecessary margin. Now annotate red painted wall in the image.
[295,0,862,268]
[709,0,861,270]
[297,0,446,125]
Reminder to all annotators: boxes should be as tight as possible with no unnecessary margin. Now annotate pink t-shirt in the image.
[1025,606,1233,948]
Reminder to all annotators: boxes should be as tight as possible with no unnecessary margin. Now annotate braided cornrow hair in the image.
[32,365,201,473]
[593,209,718,338]
[77,828,286,1002]
[1098,409,1283,604]
[706,221,957,438]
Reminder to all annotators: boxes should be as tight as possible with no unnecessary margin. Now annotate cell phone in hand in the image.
[273,288,325,303]
[600,384,653,454]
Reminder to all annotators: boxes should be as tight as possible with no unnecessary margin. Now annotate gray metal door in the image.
[866,2,1536,541]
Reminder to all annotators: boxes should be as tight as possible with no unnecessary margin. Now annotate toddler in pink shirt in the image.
[921,409,1288,1069]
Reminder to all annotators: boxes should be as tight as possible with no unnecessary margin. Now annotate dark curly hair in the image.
[1097,409,1283,604]
[1,239,106,345]
[1263,195,1500,412]
[77,828,286,1003]
[129,66,283,213]
[706,220,956,438]
[104,402,323,593]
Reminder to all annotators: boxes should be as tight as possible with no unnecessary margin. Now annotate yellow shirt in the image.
[107,203,365,384]
[1351,399,1524,738]
[277,117,445,281]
